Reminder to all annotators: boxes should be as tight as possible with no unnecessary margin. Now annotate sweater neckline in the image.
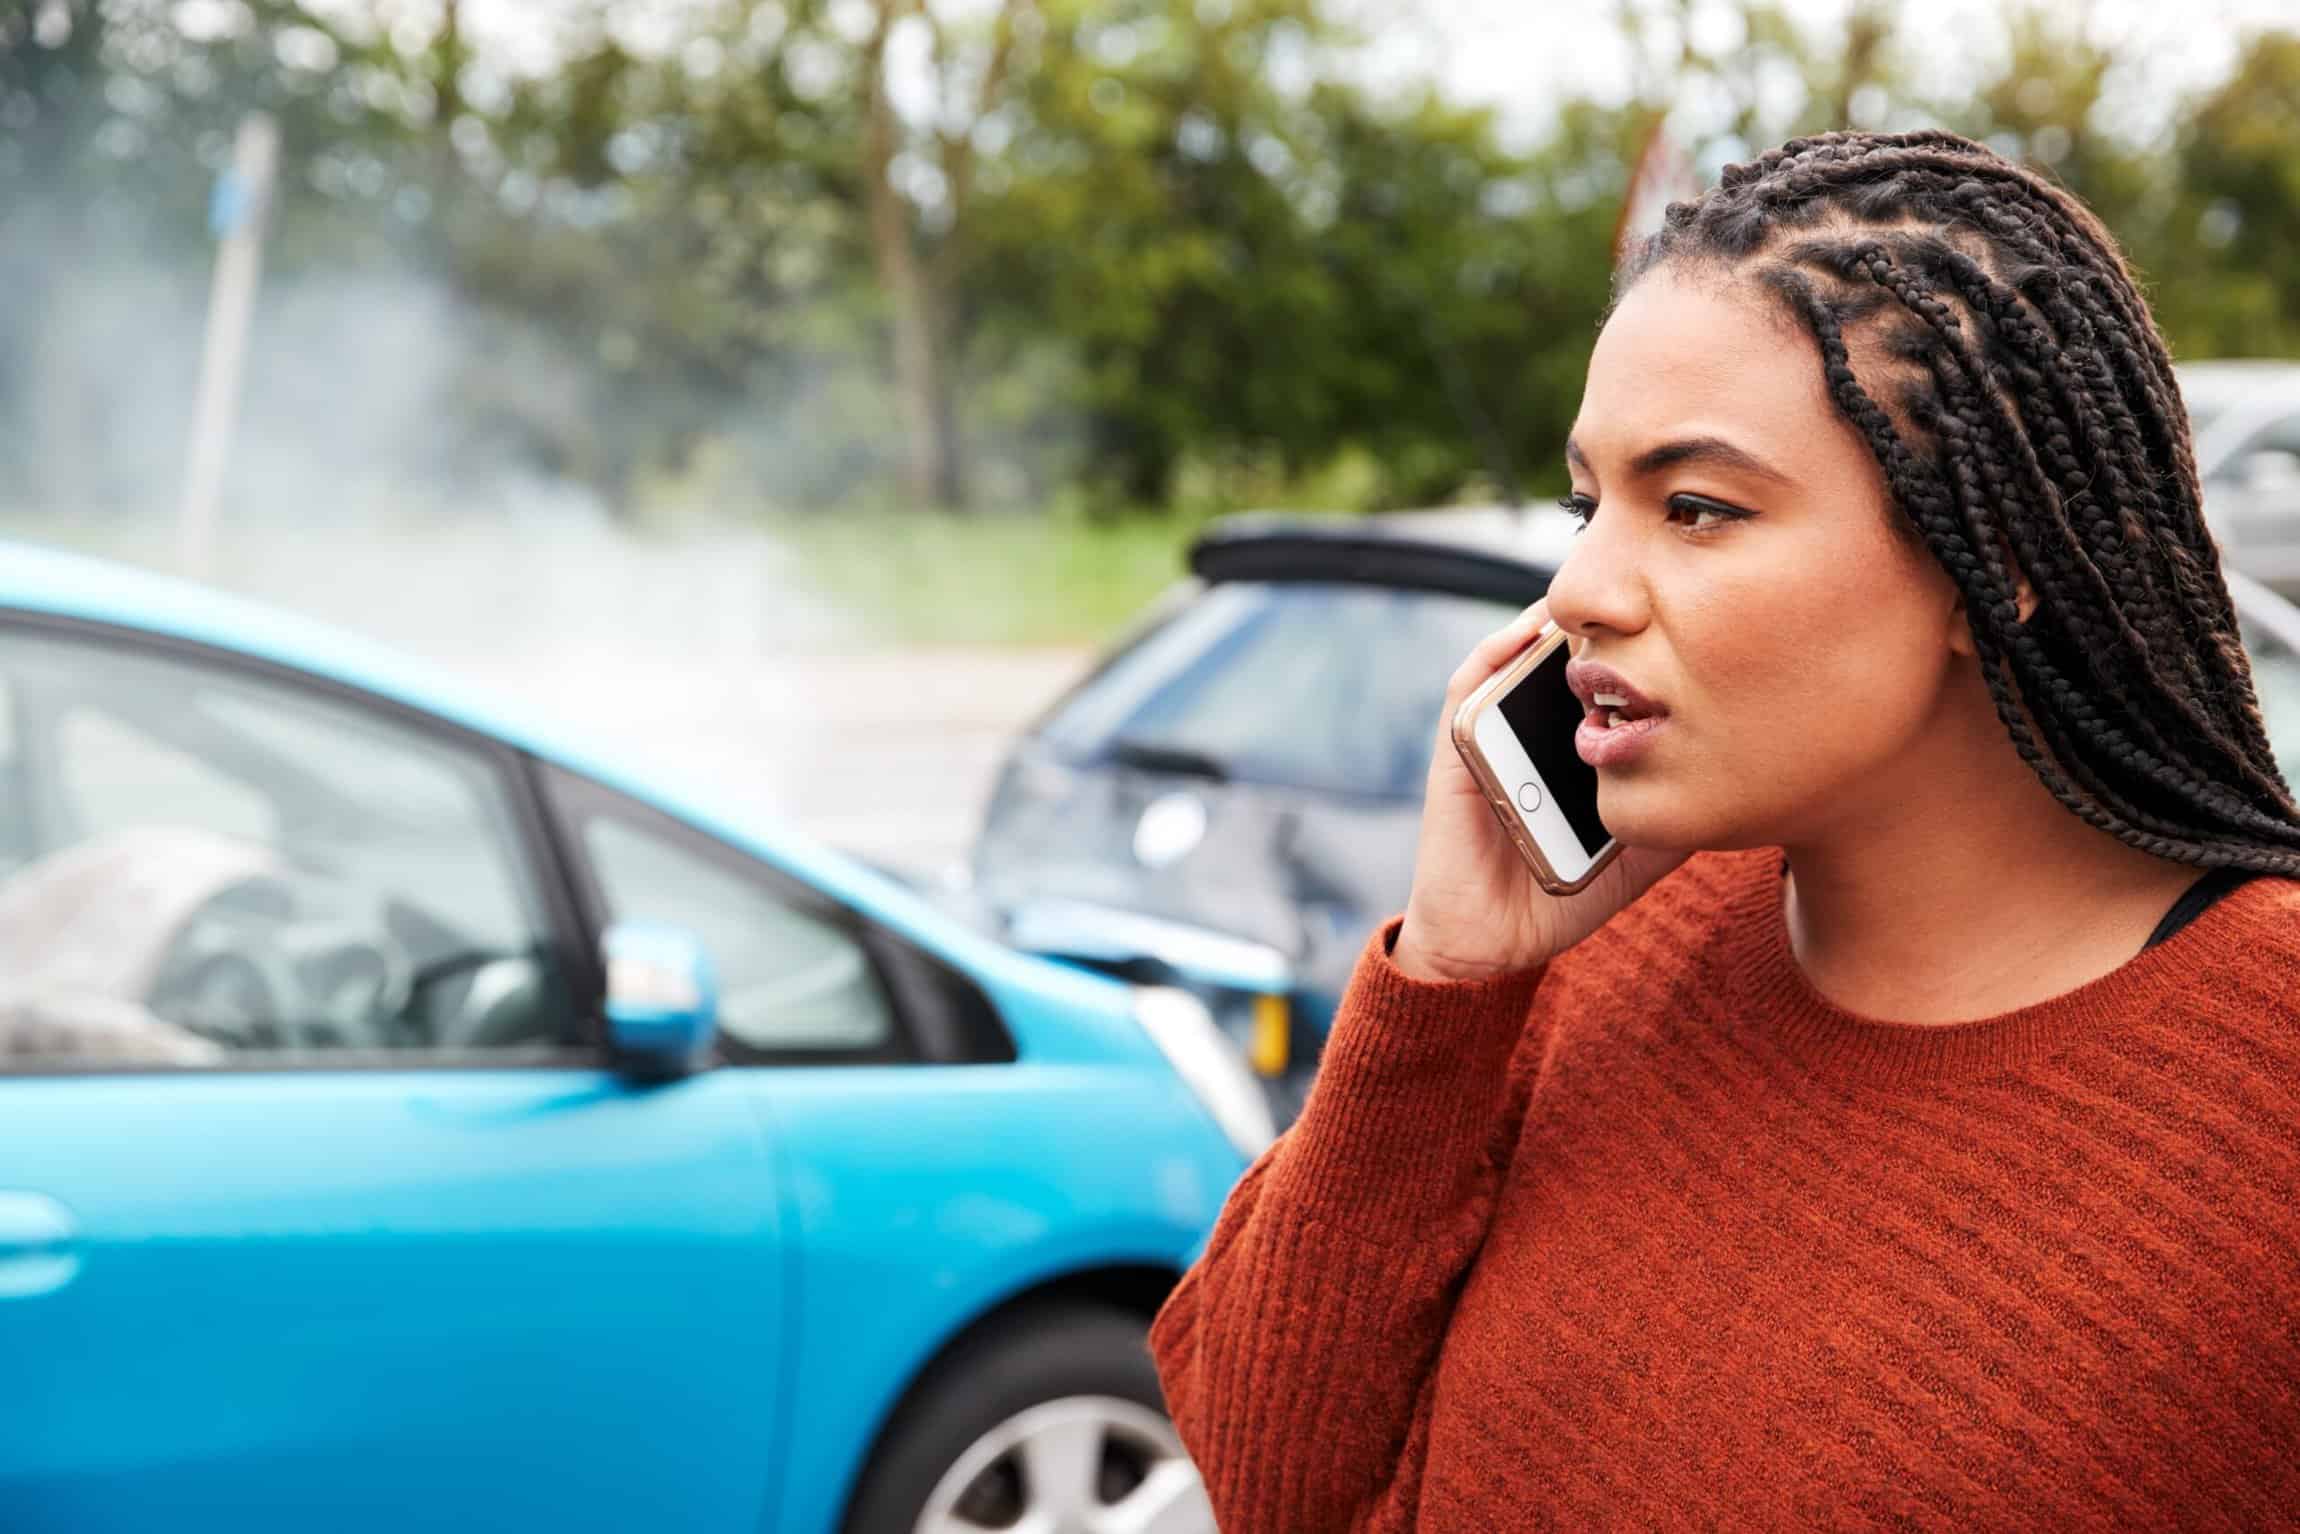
[1719,849,2280,1088]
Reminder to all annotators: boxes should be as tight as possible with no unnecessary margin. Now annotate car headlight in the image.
[1131,984,1278,1159]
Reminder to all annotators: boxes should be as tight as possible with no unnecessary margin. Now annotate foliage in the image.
[1,0,2297,522]
[770,505,1206,644]
[2157,29,2300,358]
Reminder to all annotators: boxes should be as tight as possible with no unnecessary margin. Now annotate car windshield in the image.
[1038,580,1523,799]
[2177,367,2253,444]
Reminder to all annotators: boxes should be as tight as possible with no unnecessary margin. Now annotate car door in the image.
[540,767,1097,1534]
[0,619,786,1534]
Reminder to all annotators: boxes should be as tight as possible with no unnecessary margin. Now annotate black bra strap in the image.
[2145,866,2260,949]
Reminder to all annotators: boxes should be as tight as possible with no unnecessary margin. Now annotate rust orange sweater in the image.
[1149,848,2300,1530]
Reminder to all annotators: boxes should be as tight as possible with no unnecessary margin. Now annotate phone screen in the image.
[1495,644,1610,858]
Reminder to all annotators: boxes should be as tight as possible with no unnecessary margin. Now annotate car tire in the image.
[840,1300,1210,1534]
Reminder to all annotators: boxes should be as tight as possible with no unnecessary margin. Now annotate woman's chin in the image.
[1595,779,1737,853]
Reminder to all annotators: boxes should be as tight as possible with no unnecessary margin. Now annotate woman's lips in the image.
[1563,658,1668,767]
[1575,710,1666,767]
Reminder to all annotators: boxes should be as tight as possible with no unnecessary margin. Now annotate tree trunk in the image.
[1832,0,1892,127]
[863,3,965,510]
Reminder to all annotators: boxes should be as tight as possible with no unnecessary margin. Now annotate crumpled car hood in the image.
[972,759,1418,1005]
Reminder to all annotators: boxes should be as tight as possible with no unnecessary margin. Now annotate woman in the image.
[1148,130,2300,1530]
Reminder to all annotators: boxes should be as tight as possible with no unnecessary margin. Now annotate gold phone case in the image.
[1449,625,1622,897]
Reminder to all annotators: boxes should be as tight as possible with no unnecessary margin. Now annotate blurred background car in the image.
[971,504,2300,1124]
[0,543,1254,1534]
[2188,361,2300,594]
[968,508,1568,1121]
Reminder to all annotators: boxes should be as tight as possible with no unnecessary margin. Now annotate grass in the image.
[766,508,1211,647]
[0,503,1223,650]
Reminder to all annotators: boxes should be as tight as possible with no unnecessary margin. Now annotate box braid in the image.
[1616,129,2300,875]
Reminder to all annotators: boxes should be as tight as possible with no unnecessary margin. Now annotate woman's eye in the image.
[1556,492,1749,533]
[1666,494,1749,532]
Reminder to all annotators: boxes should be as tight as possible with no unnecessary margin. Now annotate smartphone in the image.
[1449,624,1621,895]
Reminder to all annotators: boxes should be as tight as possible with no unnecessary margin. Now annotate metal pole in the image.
[178,112,279,581]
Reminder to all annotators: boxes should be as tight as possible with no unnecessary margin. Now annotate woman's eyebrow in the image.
[1564,434,1793,486]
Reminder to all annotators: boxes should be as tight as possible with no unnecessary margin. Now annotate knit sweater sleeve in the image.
[1147,916,1549,1533]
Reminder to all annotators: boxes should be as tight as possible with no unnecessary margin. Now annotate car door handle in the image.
[0,1192,80,1299]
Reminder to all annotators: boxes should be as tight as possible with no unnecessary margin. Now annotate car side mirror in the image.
[602,921,719,1077]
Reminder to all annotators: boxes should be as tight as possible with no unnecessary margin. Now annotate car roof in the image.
[1188,504,1574,606]
[2178,359,2300,389]
[2179,360,2300,415]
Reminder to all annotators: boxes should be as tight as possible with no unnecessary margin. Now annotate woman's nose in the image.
[1544,514,1650,640]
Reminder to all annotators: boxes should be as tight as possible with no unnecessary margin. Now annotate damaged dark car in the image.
[967,508,1578,1121]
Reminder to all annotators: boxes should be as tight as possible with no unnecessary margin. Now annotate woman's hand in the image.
[1393,599,1689,982]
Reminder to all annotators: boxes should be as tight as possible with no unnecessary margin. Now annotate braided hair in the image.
[1616,129,2300,875]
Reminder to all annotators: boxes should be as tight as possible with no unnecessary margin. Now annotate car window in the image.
[2214,413,2300,483]
[2248,415,2300,456]
[572,806,896,1055]
[60,708,275,844]
[0,629,569,1066]
[1038,581,1521,799]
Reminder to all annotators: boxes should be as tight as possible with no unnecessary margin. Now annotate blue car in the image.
[0,542,1261,1533]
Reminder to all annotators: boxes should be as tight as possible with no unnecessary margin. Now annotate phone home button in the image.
[1516,782,1542,813]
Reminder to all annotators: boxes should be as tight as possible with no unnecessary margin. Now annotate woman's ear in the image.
[1945,564,2039,659]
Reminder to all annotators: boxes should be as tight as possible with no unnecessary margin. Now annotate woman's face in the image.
[1552,264,1975,852]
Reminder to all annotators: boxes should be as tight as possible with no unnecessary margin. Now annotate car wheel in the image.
[841,1301,1212,1534]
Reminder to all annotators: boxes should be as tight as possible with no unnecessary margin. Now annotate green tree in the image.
[860,0,1034,509]
[2158,29,2300,358]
